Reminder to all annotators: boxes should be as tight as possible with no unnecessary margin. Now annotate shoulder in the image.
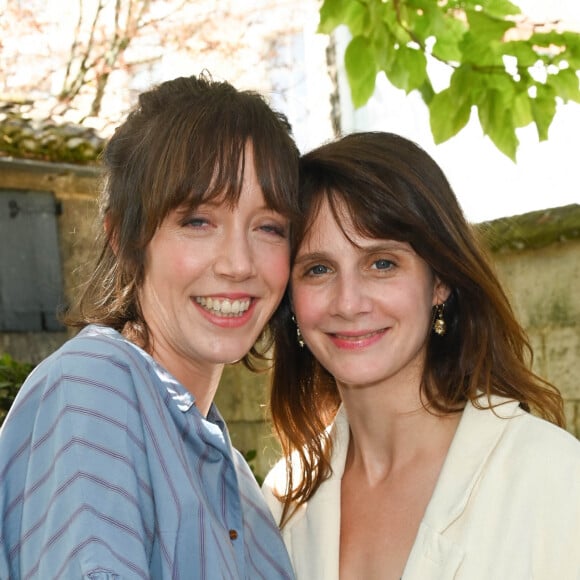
[44,325,150,394]
[56,324,147,373]
[506,410,580,469]
[465,397,580,478]
[22,325,139,381]
[3,326,150,431]
[486,396,580,456]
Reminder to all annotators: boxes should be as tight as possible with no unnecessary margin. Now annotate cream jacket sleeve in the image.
[263,398,580,580]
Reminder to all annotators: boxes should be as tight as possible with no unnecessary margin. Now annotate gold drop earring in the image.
[433,303,446,336]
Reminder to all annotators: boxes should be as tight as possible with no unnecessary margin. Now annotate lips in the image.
[332,329,384,341]
[195,296,252,317]
[328,328,388,350]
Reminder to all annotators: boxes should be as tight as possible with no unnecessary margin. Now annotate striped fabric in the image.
[0,325,294,580]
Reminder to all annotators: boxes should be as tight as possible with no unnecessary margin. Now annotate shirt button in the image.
[229,529,238,540]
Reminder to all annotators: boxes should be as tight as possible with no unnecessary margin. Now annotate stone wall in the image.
[0,157,100,360]
[481,205,580,438]
[1,158,578,478]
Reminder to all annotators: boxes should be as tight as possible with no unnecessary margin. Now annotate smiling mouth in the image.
[195,297,252,317]
[332,329,384,340]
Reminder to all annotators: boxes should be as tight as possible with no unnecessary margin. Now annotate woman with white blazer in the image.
[262,131,580,579]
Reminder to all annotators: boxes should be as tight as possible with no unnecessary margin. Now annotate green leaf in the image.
[480,0,522,18]
[480,71,516,94]
[318,0,580,159]
[243,449,257,461]
[466,8,515,40]
[0,353,34,426]
[429,88,472,143]
[369,21,395,71]
[394,0,439,43]
[385,45,428,93]
[531,84,557,141]
[418,79,435,105]
[460,32,503,67]
[460,9,515,67]
[559,32,580,68]
[345,35,378,107]
[432,20,466,62]
[381,3,414,46]
[529,30,574,53]
[501,40,541,67]
[549,68,580,104]
[512,91,533,128]
[477,90,518,160]
[319,0,367,36]
[450,65,479,98]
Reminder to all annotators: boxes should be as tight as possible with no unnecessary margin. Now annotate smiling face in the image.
[138,144,290,391]
[291,198,449,393]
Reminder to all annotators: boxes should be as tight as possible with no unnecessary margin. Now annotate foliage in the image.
[0,354,33,427]
[242,448,264,486]
[319,0,580,160]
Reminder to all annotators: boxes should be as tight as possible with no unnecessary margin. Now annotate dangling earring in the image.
[433,303,446,336]
[291,314,305,348]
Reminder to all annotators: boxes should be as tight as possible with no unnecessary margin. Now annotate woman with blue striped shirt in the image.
[0,73,298,579]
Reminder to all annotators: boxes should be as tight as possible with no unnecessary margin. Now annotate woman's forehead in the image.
[299,193,417,256]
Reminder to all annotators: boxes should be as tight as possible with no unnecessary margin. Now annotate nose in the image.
[329,272,372,319]
[213,226,256,281]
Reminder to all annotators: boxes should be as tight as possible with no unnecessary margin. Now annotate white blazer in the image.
[263,397,580,579]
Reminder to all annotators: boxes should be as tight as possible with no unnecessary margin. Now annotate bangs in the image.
[298,181,414,256]
[141,92,298,233]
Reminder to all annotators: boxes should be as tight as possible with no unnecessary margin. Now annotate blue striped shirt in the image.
[0,325,294,579]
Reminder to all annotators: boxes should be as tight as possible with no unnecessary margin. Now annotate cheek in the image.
[408,286,437,332]
[261,246,291,291]
[153,248,188,282]
[291,286,320,327]
[146,240,200,293]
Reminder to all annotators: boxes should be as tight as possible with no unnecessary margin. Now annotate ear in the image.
[432,277,451,306]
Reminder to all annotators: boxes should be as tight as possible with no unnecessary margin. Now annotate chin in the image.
[216,346,255,366]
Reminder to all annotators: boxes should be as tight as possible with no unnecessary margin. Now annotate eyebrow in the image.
[177,200,285,215]
[295,240,415,263]
[293,251,329,266]
[358,241,414,254]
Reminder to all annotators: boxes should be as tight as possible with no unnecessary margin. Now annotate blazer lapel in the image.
[402,396,521,579]
[284,407,350,580]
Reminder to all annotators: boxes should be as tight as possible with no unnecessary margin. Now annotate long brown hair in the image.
[64,73,300,368]
[269,131,564,525]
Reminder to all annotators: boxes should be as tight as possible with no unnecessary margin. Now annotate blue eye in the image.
[186,217,209,228]
[373,259,394,270]
[308,264,329,276]
[260,224,287,237]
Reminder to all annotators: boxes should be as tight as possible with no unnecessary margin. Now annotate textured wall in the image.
[1,159,578,478]
[492,238,580,437]
[0,158,99,360]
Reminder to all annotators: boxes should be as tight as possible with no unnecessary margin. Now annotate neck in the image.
[168,361,224,417]
[339,382,461,485]
[123,323,223,417]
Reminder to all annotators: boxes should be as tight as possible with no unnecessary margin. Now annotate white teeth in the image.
[195,297,251,317]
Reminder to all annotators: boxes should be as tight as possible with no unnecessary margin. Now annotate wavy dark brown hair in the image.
[64,73,300,368]
[269,131,564,525]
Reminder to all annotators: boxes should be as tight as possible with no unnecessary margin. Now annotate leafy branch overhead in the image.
[319,0,580,160]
